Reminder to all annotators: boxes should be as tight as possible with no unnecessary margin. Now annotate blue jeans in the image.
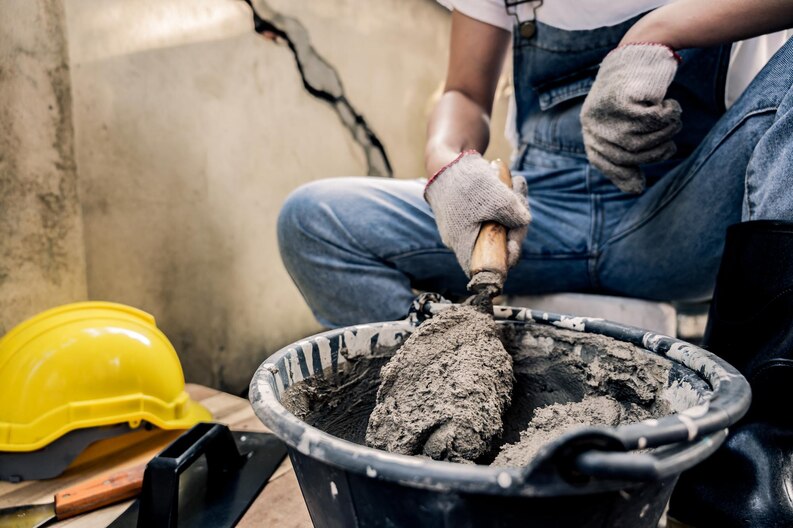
[278,38,793,328]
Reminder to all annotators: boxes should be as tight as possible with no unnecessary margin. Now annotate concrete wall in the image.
[0,0,87,334]
[61,0,511,392]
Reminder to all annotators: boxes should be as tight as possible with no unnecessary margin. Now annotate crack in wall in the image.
[243,0,393,178]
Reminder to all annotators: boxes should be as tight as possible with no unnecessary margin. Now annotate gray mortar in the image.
[492,395,657,467]
[281,356,391,443]
[494,323,671,451]
[365,305,513,463]
[281,319,673,467]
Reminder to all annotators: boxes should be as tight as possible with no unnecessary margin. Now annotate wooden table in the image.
[0,384,312,527]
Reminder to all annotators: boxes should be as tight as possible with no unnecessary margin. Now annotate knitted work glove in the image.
[581,43,683,193]
[425,151,531,277]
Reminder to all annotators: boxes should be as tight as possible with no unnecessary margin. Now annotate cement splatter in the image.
[281,355,390,444]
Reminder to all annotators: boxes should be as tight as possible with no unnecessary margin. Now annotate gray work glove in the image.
[581,44,682,193]
[424,151,531,276]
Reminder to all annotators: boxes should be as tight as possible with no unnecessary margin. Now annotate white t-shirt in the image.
[441,0,791,108]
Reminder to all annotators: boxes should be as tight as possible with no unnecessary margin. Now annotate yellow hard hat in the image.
[0,302,211,452]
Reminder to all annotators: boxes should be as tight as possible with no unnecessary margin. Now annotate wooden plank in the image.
[0,383,310,527]
[237,469,313,528]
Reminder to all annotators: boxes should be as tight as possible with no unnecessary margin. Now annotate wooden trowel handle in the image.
[52,429,181,519]
[54,462,146,519]
[470,159,512,278]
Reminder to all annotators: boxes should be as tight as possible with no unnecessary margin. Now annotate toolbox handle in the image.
[136,423,245,528]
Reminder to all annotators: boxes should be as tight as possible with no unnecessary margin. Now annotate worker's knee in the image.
[277,178,361,258]
[278,180,325,255]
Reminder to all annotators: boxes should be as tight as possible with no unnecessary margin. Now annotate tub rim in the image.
[249,303,751,495]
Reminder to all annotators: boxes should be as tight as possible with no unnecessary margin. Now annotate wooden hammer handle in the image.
[469,159,513,278]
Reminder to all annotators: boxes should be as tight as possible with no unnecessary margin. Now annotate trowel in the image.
[466,159,515,313]
[0,463,147,528]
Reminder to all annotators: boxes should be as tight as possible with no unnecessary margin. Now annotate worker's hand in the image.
[581,43,683,193]
[424,151,531,276]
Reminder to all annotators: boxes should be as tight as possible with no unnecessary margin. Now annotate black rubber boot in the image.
[670,220,793,527]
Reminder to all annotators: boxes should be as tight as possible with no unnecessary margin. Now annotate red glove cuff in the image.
[611,42,682,63]
[425,150,480,192]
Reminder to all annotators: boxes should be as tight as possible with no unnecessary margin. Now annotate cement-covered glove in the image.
[581,43,683,193]
[425,150,531,276]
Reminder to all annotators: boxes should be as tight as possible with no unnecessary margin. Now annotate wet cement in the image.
[365,305,513,462]
[281,319,672,467]
[492,395,657,467]
[281,355,391,444]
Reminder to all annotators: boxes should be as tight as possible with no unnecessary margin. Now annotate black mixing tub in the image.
[249,297,750,528]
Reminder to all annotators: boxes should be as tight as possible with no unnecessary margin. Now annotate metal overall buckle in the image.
[504,0,544,39]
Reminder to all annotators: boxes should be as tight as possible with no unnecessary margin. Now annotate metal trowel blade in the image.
[0,503,55,528]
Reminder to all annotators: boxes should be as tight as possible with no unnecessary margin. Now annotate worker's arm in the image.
[622,0,793,48]
[423,11,530,276]
[424,11,511,177]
